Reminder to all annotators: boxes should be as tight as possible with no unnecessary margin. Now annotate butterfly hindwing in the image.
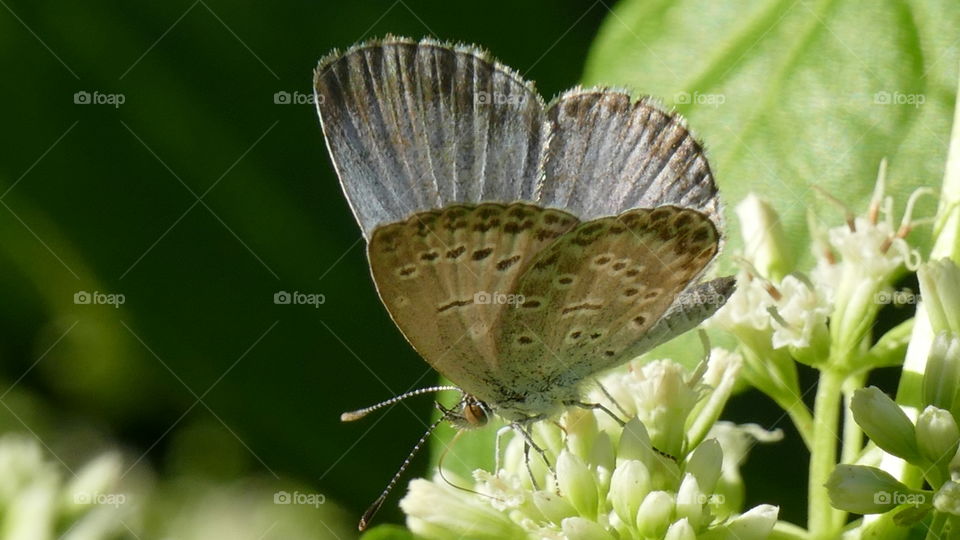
[367,203,578,401]
[540,91,722,230]
[495,206,720,390]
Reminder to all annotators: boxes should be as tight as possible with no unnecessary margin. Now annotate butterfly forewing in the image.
[367,203,578,401]
[496,206,719,390]
[315,38,546,239]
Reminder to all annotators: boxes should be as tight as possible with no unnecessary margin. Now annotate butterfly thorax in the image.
[486,382,583,424]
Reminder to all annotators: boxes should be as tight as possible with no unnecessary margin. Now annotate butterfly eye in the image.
[463,401,489,427]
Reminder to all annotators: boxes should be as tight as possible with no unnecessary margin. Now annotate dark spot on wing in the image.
[472,248,494,261]
[496,255,522,271]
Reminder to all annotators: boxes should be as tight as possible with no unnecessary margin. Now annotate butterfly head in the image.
[445,394,492,429]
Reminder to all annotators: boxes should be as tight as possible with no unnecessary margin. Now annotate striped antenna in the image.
[340,385,461,422]
[358,411,450,531]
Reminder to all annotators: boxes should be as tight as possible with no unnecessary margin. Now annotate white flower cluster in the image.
[401,354,779,539]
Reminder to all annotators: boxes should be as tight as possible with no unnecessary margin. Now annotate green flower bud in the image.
[618,418,679,491]
[608,460,650,524]
[851,387,921,462]
[557,450,598,520]
[935,481,960,516]
[532,490,577,524]
[675,474,705,530]
[721,504,779,539]
[916,406,960,468]
[918,259,960,336]
[636,490,675,538]
[561,516,614,540]
[664,518,697,540]
[736,193,791,281]
[826,464,917,514]
[563,408,599,460]
[923,331,960,413]
[588,432,616,487]
[618,416,654,464]
[685,439,723,495]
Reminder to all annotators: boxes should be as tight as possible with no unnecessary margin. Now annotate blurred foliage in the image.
[0,0,607,537]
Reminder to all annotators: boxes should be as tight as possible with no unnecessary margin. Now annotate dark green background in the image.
[0,0,818,534]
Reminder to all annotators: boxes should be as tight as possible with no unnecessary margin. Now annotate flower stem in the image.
[776,393,815,450]
[808,367,846,538]
[840,372,865,466]
[925,511,947,540]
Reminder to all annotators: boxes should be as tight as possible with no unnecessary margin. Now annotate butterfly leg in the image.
[564,400,627,426]
[511,422,555,490]
[493,424,512,473]
[593,379,631,420]
[521,438,540,490]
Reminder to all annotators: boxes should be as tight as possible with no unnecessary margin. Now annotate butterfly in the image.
[314,35,733,528]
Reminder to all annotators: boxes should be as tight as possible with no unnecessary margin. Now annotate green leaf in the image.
[863,318,914,369]
[583,0,959,269]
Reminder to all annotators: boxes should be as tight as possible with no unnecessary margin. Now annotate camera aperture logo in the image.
[74,290,125,308]
[74,491,127,508]
[274,490,325,507]
[74,90,125,108]
[274,290,325,308]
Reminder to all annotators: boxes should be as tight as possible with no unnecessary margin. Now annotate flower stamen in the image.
[814,185,856,232]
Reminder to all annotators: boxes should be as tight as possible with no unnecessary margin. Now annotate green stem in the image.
[772,393,815,450]
[808,367,846,539]
[926,512,947,540]
[840,373,865,466]
[769,520,811,540]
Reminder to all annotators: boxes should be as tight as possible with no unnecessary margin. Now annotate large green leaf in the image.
[583,0,959,269]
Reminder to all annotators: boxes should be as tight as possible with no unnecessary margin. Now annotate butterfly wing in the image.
[539,90,722,230]
[315,37,546,239]
[495,206,721,396]
[367,203,578,401]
